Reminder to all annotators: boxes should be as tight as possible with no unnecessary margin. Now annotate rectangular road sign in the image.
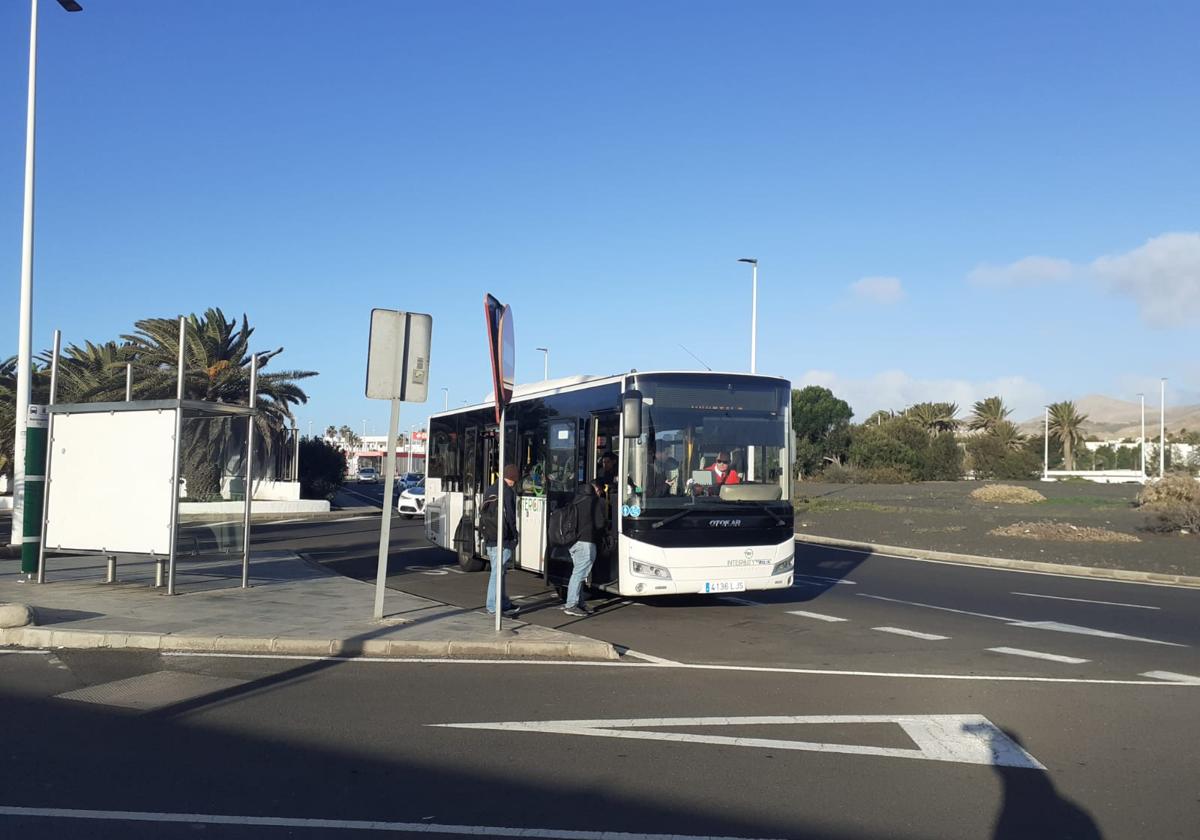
[366,310,432,402]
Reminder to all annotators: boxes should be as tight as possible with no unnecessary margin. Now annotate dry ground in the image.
[794,480,1198,577]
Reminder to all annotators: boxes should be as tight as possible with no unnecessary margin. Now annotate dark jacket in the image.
[482,479,518,547]
[572,483,608,545]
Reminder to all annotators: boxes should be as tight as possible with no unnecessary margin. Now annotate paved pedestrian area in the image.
[0,550,615,660]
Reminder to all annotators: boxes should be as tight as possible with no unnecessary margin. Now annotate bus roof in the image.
[432,370,790,418]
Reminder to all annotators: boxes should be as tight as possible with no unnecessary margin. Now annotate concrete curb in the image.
[795,532,1200,588]
[0,625,619,660]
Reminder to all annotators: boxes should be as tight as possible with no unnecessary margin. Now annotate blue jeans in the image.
[566,541,596,608]
[486,545,514,613]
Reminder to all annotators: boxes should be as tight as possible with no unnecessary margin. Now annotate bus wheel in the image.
[454,519,485,572]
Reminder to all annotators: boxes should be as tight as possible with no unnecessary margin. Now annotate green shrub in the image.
[299,437,346,501]
[966,435,1041,480]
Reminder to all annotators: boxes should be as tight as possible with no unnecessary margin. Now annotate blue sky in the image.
[3,1,1198,434]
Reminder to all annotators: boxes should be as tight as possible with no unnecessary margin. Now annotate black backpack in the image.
[547,499,582,547]
[479,493,516,542]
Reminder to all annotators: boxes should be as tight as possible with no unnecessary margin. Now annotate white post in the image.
[536,347,549,380]
[495,407,506,633]
[1139,393,1145,475]
[10,0,40,548]
[292,424,300,481]
[373,398,401,620]
[1043,408,1049,479]
[1159,378,1166,479]
[442,387,448,411]
[125,363,133,401]
[241,354,258,589]
[408,425,415,472]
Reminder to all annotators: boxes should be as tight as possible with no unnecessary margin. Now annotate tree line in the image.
[789,386,1164,483]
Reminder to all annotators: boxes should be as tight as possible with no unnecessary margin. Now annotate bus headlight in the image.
[772,556,794,576]
[631,559,672,580]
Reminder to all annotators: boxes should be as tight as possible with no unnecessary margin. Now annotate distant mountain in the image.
[1017,394,1200,439]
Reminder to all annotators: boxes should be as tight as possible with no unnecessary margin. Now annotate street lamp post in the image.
[1160,378,1167,479]
[441,387,448,411]
[535,347,549,380]
[737,258,758,373]
[1137,393,1145,475]
[10,0,83,548]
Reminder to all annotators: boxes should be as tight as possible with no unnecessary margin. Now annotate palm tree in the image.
[968,396,1012,432]
[37,340,135,403]
[1048,401,1089,471]
[992,419,1026,451]
[121,308,317,498]
[905,402,960,434]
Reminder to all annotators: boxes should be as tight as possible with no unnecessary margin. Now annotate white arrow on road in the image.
[431,713,1044,769]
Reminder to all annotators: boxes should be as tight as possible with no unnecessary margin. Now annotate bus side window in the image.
[547,421,576,495]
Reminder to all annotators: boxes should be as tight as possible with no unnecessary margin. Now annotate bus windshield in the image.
[623,375,790,512]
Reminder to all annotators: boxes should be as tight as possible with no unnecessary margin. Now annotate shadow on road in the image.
[983,726,1103,839]
[0,661,867,840]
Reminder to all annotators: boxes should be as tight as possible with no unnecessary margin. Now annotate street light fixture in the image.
[10,0,84,548]
[441,386,448,411]
[737,258,758,373]
[535,347,549,380]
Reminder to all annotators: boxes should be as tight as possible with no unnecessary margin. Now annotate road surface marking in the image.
[858,594,1015,621]
[872,627,949,641]
[794,573,857,586]
[330,515,380,522]
[987,647,1088,664]
[618,648,682,665]
[264,518,307,526]
[159,653,1200,686]
[0,806,779,840]
[1011,592,1160,610]
[720,596,762,607]
[1008,621,1185,647]
[786,610,847,622]
[0,650,49,655]
[432,713,1044,769]
[860,594,1185,646]
[1140,671,1200,685]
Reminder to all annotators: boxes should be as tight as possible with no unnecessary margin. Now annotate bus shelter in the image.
[39,398,258,595]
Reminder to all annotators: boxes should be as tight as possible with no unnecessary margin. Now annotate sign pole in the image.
[374,397,401,619]
[495,404,506,633]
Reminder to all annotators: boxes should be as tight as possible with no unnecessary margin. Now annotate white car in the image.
[397,484,425,518]
[356,467,379,483]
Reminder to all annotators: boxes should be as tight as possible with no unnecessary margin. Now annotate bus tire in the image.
[454,518,485,572]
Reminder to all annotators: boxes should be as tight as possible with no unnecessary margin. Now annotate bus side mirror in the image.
[622,389,643,438]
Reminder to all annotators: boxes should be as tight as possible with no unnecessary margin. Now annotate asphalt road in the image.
[1,642,1196,839]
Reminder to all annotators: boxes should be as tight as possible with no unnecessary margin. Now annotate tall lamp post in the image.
[441,386,448,411]
[10,0,83,548]
[1159,378,1167,479]
[737,258,758,373]
[1137,393,1145,475]
[535,347,549,380]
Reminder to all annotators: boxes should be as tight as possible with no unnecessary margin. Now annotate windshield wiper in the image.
[729,499,788,527]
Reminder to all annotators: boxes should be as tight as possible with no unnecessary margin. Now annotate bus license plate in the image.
[704,581,746,593]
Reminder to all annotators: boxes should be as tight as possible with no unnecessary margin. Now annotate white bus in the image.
[422,370,795,598]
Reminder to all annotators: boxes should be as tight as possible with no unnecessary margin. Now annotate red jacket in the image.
[708,464,741,486]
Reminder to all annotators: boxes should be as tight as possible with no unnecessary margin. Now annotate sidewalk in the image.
[0,551,616,660]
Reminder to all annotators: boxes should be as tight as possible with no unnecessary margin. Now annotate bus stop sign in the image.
[366,309,433,402]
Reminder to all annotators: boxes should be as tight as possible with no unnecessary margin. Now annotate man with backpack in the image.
[562,480,608,617]
[482,463,521,618]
